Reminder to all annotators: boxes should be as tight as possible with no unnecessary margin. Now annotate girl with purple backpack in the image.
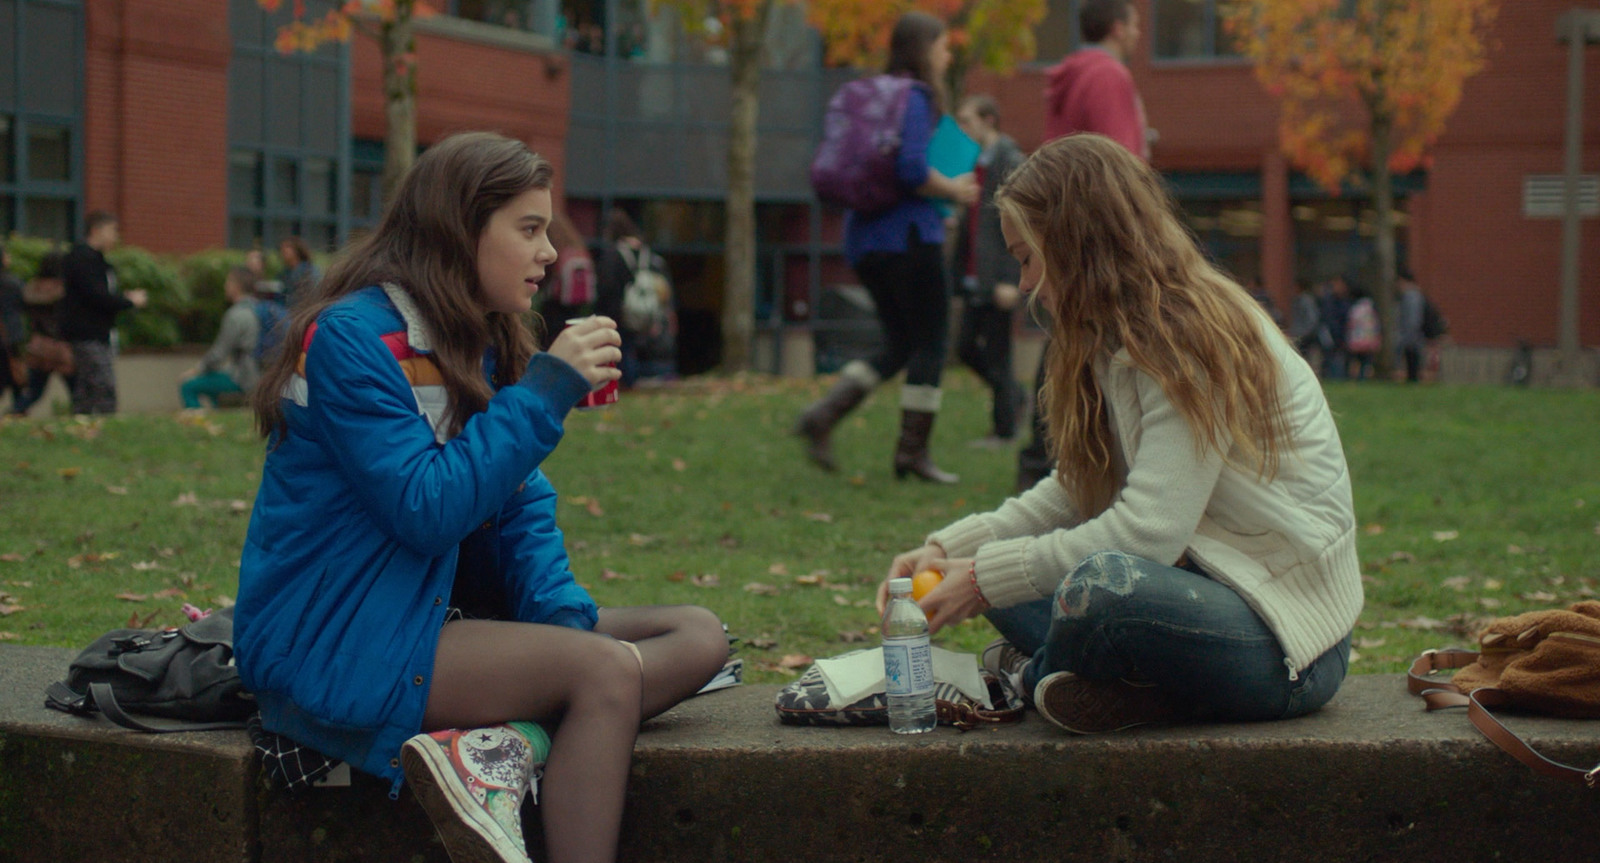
[795,11,979,483]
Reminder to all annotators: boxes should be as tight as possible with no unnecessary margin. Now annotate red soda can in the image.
[566,318,619,410]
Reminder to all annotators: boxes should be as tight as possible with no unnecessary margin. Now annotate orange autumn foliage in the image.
[1223,0,1498,192]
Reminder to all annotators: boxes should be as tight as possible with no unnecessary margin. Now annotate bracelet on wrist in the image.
[968,561,989,609]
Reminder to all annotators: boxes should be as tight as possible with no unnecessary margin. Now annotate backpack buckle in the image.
[110,635,151,655]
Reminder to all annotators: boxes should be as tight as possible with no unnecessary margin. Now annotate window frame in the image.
[0,0,85,242]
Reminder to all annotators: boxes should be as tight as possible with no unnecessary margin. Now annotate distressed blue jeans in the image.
[984,551,1350,722]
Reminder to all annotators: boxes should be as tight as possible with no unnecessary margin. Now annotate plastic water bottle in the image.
[882,577,936,734]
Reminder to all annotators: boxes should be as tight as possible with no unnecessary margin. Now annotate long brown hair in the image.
[995,134,1290,516]
[253,131,553,440]
[886,11,948,114]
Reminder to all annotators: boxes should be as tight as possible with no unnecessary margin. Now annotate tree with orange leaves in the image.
[1223,0,1497,376]
[259,0,433,202]
[651,0,1043,372]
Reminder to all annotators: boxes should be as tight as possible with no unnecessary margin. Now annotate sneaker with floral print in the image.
[402,721,551,863]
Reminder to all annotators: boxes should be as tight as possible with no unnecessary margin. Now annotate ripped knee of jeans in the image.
[1054,551,1145,620]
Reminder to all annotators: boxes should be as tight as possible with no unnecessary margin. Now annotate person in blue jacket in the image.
[794,11,978,484]
[235,131,729,863]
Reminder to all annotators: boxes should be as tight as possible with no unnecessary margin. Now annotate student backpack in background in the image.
[554,254,596,307]
[45,608,256,732]
[810,75,927,215]
[1346,297,1380,353]
[618,243,670,335]
[1421,295,1449,340]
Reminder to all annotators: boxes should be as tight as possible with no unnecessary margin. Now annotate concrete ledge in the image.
[5,643,1599,862]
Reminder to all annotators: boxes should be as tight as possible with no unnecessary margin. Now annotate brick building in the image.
[2,0,1595,376]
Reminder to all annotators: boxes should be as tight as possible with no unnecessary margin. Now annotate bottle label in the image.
[882,636,934,697]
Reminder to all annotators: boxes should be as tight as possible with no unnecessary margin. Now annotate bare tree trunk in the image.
[1371,111,1397,380]
[379,2,418,204]
[720,1,772,374]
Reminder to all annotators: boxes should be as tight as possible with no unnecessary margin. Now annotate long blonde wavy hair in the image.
[995,134,1290,517]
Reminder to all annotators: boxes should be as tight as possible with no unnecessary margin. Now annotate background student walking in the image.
[56,211,147,414]
[1017,0,1148,491]
[795,11,978,483]
[953,93,1026,449]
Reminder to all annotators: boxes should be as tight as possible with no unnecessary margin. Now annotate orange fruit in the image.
[910,569,944,600]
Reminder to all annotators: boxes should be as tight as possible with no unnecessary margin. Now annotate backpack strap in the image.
[83,682,250,734]
[45,680,92,715]
[1468,687,1600,787]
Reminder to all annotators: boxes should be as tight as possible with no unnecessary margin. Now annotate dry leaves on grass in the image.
[768,563,789,576]
[567,496,605,517]
[132,561,161,571]
[0,632,18,641]
[0,553,25,563]
[116,592,148,602]
[747,636,778,650]
[778,654,811,669]
[1432,530,1459,542]
[58,467,81,479]
[105,485,128,495]
[68,552,119,567]
[0,592,23,616]
[172,492,200,507]
[689,573,720,588]
[743,582,780,596]
[152,587,185,599]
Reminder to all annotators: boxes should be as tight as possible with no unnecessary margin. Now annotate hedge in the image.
[3,236,293,349]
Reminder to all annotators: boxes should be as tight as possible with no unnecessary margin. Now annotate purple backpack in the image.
[810,75,927,215]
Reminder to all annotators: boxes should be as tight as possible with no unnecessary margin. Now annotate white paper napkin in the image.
[813,647,992,709]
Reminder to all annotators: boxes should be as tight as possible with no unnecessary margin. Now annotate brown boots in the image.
[794,375,871,472]
[893,409,958,484]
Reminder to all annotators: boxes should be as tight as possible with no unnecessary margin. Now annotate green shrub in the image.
[105,245,184,348]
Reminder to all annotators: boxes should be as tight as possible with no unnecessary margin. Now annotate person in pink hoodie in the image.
[1043,0,1148,157]
[1019,0,1151,491]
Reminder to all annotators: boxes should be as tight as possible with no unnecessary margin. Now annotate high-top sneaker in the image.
[402,721,552,863]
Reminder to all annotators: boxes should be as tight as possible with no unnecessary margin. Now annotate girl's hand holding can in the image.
[551,316,623,402]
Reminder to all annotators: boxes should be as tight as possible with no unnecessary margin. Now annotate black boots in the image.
[794,376,871,472]
[893,409,959,484]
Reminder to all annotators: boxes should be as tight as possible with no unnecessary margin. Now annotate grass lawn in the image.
[2,372,1596,683]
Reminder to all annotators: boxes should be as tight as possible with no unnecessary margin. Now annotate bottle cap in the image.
[888,577,912,595]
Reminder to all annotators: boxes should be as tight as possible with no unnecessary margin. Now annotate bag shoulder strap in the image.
[45,680,248,733]
[1469,688,1600,787]
[1407,647,1478,708]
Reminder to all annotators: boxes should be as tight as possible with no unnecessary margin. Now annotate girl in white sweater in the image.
[881,134,1362,733]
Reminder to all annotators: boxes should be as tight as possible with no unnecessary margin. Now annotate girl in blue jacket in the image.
[235,132,729,863]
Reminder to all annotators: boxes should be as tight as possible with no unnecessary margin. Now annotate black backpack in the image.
[45,608,256,732]
[1421,296,1449,340]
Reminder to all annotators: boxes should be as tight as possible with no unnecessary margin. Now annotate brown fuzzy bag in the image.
[1409,601,1600,785]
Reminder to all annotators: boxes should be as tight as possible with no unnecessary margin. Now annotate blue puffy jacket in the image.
[234,285,595,795]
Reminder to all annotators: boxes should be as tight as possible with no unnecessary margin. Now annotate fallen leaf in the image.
[832,594,851,606]
[628,534,655,546]
[230,500,249,513]
[127,610,159,628]
[837,630,870,643]
[600,569,624,581]
[584,498,604,517]
[1399,616,1447,631]
[1348,649,1362,664]
[0,632,18,641]
[172,492,200,507]
[743,582,780,596]
[58,467,81,479]
[1355,637,1386,649]
[1479,597,1503,609]
[1363,523,1385,535]
[1506,545,1525,555]
[0,554,23,563]
[105,485,128,495]
[690,573,720,588]
[158,548,177,558]
[131,561,160,571]
[1389,551,1417,564]
[116,593,148,602]
[666,571,686,582]
[1521,591,1558,603]
[794,573,825,586]
[151,587,185,599]
[0,604,22,616]
[671,458,686,472]
[777,653,812,669]
[212,595,236,608]
[848,474,866,487]
[804,512,834,523]
[1441,576,1470,591]
[748,637,777,649]
[767,563,789,576]
[1431,530,1459,542]
[1483,579,1503,591]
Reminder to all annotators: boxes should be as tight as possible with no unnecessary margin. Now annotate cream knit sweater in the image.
[930,325,1362,674]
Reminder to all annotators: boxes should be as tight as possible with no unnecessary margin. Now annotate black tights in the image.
[423,606,726,863]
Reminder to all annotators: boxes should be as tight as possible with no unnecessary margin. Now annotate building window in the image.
[227,0,349,253]
[0,0,84,242]
[1032,0,1082,64]
[1152,0,1241,61]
